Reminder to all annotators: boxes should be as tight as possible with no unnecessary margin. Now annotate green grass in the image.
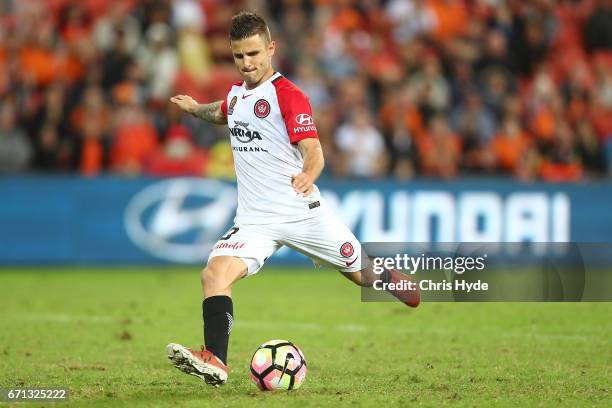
[0,267,610,407]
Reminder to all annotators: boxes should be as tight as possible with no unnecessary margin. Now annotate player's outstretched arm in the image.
[292,138,324,196]
[169,95,227,125]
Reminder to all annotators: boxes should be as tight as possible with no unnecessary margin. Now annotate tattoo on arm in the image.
[192,101,227,124]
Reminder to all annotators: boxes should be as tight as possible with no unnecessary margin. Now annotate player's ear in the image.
[267,40,276,56]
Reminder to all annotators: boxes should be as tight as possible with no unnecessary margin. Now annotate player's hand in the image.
[291,172,314,196]
[170,95,199,114]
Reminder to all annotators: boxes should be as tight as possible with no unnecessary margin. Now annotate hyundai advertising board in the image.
[0,177,609,265]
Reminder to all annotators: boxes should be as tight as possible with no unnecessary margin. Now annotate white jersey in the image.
[221,72,321,225]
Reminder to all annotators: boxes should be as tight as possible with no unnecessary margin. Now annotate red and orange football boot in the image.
[166,343,229,386]
[386,269,421,308]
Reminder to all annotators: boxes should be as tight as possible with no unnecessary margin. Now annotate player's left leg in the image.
[339,262,420,308]
[280,208,419,307]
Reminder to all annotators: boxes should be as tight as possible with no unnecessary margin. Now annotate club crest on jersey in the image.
[340,242,354,258]
[230,120,263,143]
[228,96,237,115]
[254,99,271,118]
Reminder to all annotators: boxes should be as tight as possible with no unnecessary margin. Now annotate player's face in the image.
[230,34,275,89]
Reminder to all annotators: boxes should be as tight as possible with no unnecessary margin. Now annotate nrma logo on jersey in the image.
[124,179,237,263]
[230,120,262,143]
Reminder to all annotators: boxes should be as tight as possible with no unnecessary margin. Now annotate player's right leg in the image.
[167,256,246,386]
[167,225,280,386]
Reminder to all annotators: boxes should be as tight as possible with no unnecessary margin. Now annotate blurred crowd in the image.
[1,0,612,181]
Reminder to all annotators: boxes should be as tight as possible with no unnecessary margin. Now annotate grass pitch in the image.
[0,267,610,407]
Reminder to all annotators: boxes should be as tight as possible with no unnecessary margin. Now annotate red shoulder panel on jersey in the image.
[221,81,243,118]
[272,76,319,144]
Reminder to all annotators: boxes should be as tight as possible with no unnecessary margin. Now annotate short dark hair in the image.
[229,11,271,43]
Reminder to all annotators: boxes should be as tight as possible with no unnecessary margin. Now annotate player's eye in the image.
[247,51,259,57]
[234,54,244,59]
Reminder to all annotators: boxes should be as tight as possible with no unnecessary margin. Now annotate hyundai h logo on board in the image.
[124,179,237,263]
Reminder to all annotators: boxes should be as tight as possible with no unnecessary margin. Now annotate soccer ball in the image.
[250,339,307,391]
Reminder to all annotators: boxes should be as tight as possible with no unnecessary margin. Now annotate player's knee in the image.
[200,266,208,287]
[356,271,376,287]
[201,264,233,292]
[201,257,247,295]
[343,270,374,287]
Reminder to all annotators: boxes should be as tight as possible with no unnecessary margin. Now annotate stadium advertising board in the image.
[0,177,609,264]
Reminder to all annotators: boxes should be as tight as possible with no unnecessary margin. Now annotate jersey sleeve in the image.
[220,81,243,119]
[273,78,319,144]
[221,98,228,118]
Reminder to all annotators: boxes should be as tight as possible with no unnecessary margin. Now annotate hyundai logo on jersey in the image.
[295,113,314,126]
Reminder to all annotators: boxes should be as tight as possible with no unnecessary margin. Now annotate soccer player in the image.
[166,11,419,387]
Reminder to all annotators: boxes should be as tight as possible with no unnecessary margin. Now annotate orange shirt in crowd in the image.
[539,160,583,182]
[80,138,104,176]
[491,131,532,172]
[329,7,364,32]
[529,105,556,142]
[70,107,112,135]
[110,123,159,172]
[20,47,82,85]
[427,0,468,42]
[379,102,423,141]
[417,131,462,177]
[62,25,91,45]
[590,106,612,141]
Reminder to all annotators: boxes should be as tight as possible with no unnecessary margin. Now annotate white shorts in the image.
[208,208,363,276]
